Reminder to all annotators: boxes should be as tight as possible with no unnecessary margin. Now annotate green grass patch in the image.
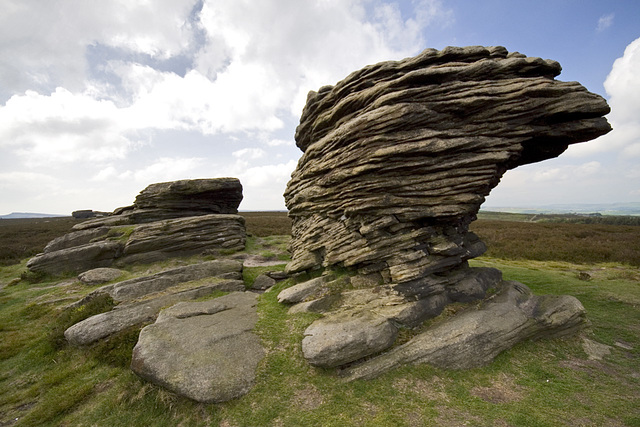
[105,225,136,243]
[48,293,116,350]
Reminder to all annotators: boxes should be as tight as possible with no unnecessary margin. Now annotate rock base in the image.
[278,272,586,377]
[340,281,586,380]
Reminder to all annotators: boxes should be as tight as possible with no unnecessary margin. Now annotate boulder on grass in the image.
[131,292,265,403]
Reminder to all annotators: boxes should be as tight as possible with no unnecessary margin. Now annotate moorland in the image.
[0,212,639,426]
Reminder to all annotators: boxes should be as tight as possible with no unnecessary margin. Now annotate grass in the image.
[1,216,639,425]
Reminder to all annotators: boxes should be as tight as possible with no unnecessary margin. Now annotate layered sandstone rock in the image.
[73,177,243,229]
[27,178,246,274]
[282,46,610,372]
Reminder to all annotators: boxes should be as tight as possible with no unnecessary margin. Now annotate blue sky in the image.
[0,0,638,214]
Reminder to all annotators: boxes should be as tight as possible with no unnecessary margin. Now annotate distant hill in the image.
[0,212,67,219]
[481,202,640,216]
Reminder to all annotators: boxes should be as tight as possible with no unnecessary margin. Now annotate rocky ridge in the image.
[282,46,610,372]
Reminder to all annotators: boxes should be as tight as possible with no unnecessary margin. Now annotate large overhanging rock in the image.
[282,46,610,374]
[27,178,246,275]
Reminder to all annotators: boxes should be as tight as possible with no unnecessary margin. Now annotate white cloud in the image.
[265,139,295,147]
[235,160,299,210]
[91,166,120,182]
[195,0,452,117]
[529,161,600,183]
[232,148,266,160]
[0,0,197,96]
[0,88,138,165]
[238,160,298,188]
[0,0,455,214]
[566,37,640,159]
[0,0,453,169]
[0,171,60,190]
[596,13,614,32]
[130,157,207,184]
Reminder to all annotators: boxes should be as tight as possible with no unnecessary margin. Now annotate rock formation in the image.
[27,178,246,274]
[282,46,610,373]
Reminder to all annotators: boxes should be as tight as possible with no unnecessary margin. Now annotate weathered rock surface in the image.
[303,310,398,367]
[65,278,244,346]
[118,214,246,265]
[76,178,243,228]
[76,260,243,304]
[27,178,246,275]
[252,274,276,290]
[43,227,110,253]
[131,292,265,403]
[131,178,242,219]
[277,277,327,304]
[285,45,609,284]
[72,210,109,219]
[65,260,244,345]
[341,281,586,380]
[78,268,125,285]
[27,241,123,275]
[282,46,609,373]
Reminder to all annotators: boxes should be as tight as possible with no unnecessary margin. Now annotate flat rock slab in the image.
[65,279,245,346]
[341,281,587,380]
[131,292,265,403]
[78,268,125,285]
[277,277,327,304]
[76,259,243,305]
[252,274,276,290]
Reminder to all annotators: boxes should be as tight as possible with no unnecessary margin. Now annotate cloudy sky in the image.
[0,0,639,215]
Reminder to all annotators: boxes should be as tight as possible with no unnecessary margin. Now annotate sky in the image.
[0,0,639,215]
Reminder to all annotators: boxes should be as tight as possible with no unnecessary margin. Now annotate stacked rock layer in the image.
[27,178,246,274]
[285,45,610,290]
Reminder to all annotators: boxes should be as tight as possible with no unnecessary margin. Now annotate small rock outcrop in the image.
[65,260,244,346]
[131,292,265,403]
[72,210,109,219]
[282,46,610,374]
[27,178,246,274]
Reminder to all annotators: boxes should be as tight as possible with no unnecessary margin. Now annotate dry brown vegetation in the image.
[0,217,77,266]
[239,211,291,236]
[472,219,640,267]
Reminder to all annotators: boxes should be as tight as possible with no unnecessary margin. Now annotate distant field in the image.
[478,210,640,226]
[1,212,638,267]
[239,211,291,236]
[0,217,77,266]
[471,219,640,267]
